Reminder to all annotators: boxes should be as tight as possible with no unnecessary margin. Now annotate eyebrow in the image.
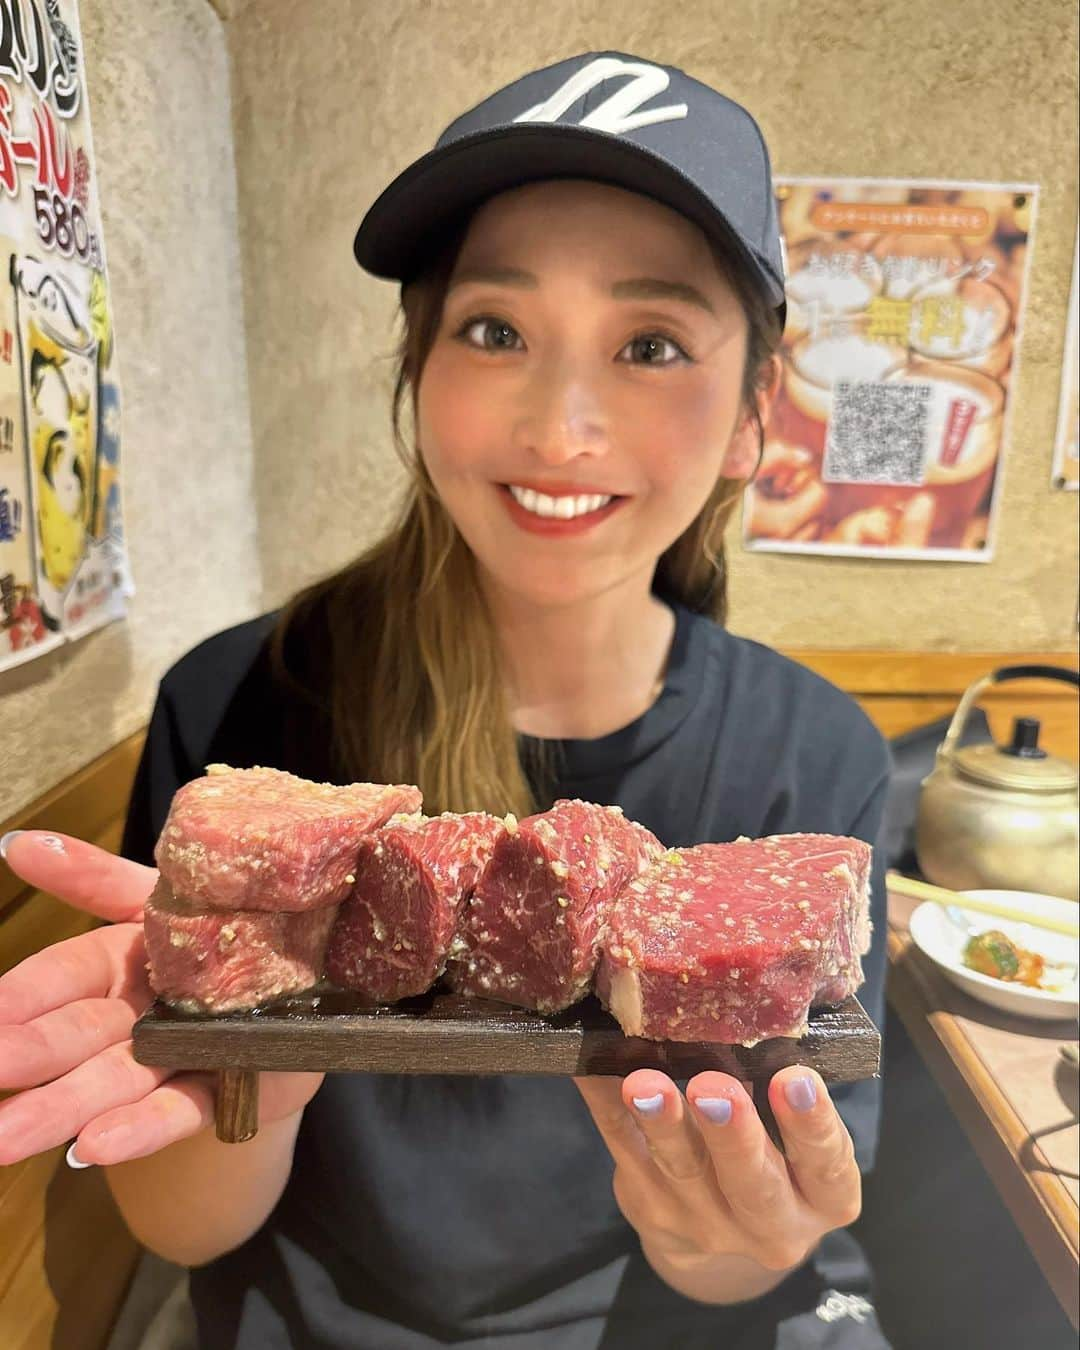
[447,265,716,315]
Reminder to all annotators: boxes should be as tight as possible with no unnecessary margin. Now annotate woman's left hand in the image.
[573,1066,861,1302]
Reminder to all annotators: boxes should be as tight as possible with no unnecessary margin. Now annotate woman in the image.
[0,52,893,1348]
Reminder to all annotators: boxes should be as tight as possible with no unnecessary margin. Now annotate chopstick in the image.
[886,871,1080,940]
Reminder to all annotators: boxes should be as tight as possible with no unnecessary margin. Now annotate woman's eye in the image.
[621,333,689,366]
[453,317,690,365]
[457,317,522,351]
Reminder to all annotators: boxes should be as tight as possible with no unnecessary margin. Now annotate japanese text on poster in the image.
[0,0,130,673]
[744,179,1037,561]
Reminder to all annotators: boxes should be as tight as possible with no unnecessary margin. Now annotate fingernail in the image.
[632,1093,665,1117]
[66,1141,94,1170]
[0,830,23,860]
[694,1096,733,1125]
[785,1075,818,1113]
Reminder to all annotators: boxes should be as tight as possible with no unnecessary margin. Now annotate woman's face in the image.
[415,179,769,609]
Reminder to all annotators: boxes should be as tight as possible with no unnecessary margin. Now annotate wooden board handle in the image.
[134,993,879,1087]
[216,1068,260,1142]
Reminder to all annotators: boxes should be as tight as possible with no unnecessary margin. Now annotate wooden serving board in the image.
[132,988,880,1145]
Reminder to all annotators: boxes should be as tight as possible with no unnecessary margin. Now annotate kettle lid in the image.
[953,717,1079,791]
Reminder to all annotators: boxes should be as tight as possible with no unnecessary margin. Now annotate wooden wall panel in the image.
[0,736,145,1350]
[784,650,1079,761]
[0,735,145,916]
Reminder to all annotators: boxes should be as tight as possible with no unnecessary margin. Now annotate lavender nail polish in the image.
[785,1075,818,1112]
[694,1097,733,1125]
[632,1093,665,1117]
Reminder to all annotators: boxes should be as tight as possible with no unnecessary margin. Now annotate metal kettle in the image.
[916,664,1080,902]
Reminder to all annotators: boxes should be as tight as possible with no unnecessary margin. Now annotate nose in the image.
[511,365,611,466]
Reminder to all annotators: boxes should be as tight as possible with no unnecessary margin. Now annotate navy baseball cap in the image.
[353,51,787,322]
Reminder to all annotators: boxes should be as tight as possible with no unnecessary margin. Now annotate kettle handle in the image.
[939,663,1080,761]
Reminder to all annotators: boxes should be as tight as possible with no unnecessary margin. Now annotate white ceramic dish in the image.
[908,889,1080,1022]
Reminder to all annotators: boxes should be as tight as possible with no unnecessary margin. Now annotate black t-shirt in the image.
[121,602,893,1350]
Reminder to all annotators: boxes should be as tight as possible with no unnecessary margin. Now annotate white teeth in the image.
[508,486,613,518]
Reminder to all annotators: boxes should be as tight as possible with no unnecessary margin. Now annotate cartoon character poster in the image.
[0,1,130,672]
[743,179,1036,561]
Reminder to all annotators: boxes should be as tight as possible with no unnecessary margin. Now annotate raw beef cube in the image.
[449,800,663,1013]
[155,765,422,912]
[144,879,337,1013]
[325,811,506,1001]
[596,833,872,1045]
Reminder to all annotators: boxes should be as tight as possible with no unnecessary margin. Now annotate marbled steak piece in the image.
[326,810,506,1001]
[143,878,337,1013]
[448,800,663,1014]
[154,765,422,912]
[596,833,872,1045]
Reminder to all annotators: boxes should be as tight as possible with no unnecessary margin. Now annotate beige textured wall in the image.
[2,0,1077,822]
[227,0,1079,650]
[0,1,260,822]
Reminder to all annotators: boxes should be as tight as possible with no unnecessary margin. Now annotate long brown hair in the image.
[271,202,783,817]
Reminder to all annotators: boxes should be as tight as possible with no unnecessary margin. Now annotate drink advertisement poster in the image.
[1051,228,1078,491]
[743,178,1037,561]
[0,1,130,674]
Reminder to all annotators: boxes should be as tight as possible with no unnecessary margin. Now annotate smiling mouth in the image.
[502,484,621,520]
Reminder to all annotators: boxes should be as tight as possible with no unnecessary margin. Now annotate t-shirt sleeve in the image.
[119,613,285,868]
[119,682,200,868]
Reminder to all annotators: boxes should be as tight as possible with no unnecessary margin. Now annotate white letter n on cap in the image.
[513,57,688,136]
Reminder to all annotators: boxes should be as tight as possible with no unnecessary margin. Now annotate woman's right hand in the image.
[0,831,324,1168]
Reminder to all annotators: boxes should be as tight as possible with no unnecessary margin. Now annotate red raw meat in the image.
[155,765,422,912]
[596,833,872,1045]
[325,811,506,1001]
[144,879,337,1013]
[448,800,663,1013]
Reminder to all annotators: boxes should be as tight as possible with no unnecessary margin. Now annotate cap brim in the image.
[353,122,786,310]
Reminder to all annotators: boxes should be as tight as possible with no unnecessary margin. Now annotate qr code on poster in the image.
[823,381,933,485]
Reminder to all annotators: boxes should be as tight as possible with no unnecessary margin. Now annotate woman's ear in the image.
[719,355,782,480]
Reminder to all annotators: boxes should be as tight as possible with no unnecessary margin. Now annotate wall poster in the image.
[744,178,1036,561]
[0,0,130,673]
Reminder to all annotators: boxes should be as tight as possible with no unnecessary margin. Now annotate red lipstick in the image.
[496,483,626,537]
